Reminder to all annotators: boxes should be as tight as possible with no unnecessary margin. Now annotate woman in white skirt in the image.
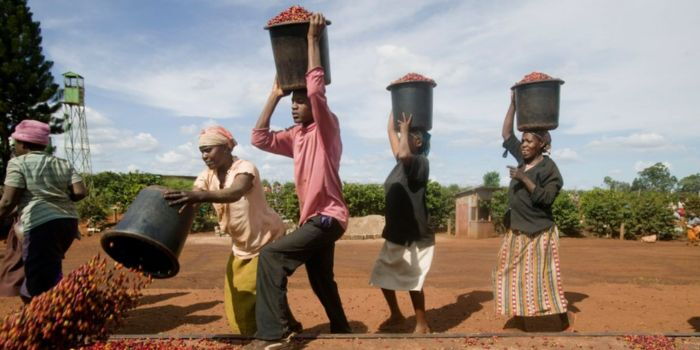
[370,113,433,334]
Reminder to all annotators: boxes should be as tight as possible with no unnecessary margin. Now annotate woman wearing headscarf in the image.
[164,126,298,335]
[0,119,87,303]
[493,93,574,331]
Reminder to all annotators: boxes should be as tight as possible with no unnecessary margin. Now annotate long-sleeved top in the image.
[251,67,349,229]
[503,135,563,234]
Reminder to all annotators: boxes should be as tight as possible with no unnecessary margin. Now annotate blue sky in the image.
[29,0,699,189]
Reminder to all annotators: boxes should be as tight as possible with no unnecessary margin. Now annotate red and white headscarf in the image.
[198,126,237,149]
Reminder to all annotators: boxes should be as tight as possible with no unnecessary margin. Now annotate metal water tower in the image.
[62,72,93,179]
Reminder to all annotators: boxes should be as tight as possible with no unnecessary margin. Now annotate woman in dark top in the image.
[493,93,574,331]
[369,113,433,334]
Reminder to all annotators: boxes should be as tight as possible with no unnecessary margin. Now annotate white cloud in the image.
[552,148,580,162]
[180,124,198,135]
[587,133,677,151]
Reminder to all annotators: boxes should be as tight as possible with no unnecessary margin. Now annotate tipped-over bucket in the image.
[387,81,435,131]
[512,79,564,131]
[101,185,195,278]
[265,21,331,91]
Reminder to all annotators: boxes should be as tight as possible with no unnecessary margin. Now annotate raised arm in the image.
[502,91,515,141]
[307,13,324,72]
[255,78,287,129]
[387,112,400,157]
[395,113,414,167]
[251,78,295,157]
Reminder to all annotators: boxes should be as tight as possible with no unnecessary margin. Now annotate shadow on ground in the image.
[503,291,588,332]
[118,292,222,334]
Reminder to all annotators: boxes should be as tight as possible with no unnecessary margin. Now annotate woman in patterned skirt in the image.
[493,92,574,331]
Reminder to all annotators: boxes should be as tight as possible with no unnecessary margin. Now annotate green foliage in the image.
[552,191,582,236]
[631,162,677,192]
[483,171,501,187]
[162,177,194,191]
[266,182,299,222]
[683,195,700,217]
[425,181,453,231]
[76,194,109,228]
[89,172,164,213]
[191,202,217,233]
[581,189,676,239]
[677,173,700,194]
[487,189,509,233]
[580,189,629,237]
[0,0,63,180]
[626,191,676,240]
[603,176,631,191]
[343,183,384,217]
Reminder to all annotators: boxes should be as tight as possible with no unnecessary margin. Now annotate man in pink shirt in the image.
[246,12,351,349]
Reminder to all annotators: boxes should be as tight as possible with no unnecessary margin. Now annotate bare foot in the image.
[414,323,431,334]
[378,314,406,331]
[563,311,576,332]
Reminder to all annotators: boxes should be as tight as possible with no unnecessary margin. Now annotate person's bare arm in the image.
[502,91,515,141]
[0,186,22,219]
[164,174,254,207]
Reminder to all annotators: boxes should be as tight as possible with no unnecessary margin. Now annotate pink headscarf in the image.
[11,120,50,146]
[198,126,237,149]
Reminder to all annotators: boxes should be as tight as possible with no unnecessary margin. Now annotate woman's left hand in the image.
[508,166,525,181]
[164,191,202,212]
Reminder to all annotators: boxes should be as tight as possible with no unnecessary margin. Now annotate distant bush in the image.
[553,191,582,236]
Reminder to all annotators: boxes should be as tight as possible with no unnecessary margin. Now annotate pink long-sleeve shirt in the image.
[251,67,349,230]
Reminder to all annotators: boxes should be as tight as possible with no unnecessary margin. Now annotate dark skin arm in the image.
[502,91,515,141]
[307,13,325,72]
[255,78,288,129]
[509,166,536,193]
[0,186,22,220]
[395,113,414,167]
[164,174,254,212]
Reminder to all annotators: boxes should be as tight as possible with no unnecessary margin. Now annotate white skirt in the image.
[369,240,434,291]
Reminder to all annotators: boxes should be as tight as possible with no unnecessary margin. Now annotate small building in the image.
[454,186,499,239]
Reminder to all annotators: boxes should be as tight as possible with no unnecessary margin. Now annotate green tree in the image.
[0,0,63,180]
[487,189,509,233]
[677,173,700,194]
[426,181,453,232]
[603,176,630,191]
[631,163,677,192]
[483,171,500,187]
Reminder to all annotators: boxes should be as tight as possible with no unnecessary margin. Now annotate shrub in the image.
[76,195,109,229]
[343,183,384,217]
[552,191,582,236]
[426,181,454,232]
[487,188,509,233]
[627,191,676,239]
[580,189,629,238]
[266,182,299,222]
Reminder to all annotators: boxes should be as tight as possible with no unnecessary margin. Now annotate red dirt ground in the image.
[2,233,700,348]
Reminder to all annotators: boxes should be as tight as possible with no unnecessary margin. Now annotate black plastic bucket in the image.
[387,81,436,131]
[512,79,564,131]
[100,186,195,278]
[265,21,331,91]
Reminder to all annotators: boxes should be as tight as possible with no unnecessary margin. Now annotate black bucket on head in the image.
[265,20,331,92]
[100,185,195,278]
[512,79,564,131]
[387,81,436,131]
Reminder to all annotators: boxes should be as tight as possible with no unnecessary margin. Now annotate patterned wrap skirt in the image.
[224,254,258,335]
[493,226,568,316]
